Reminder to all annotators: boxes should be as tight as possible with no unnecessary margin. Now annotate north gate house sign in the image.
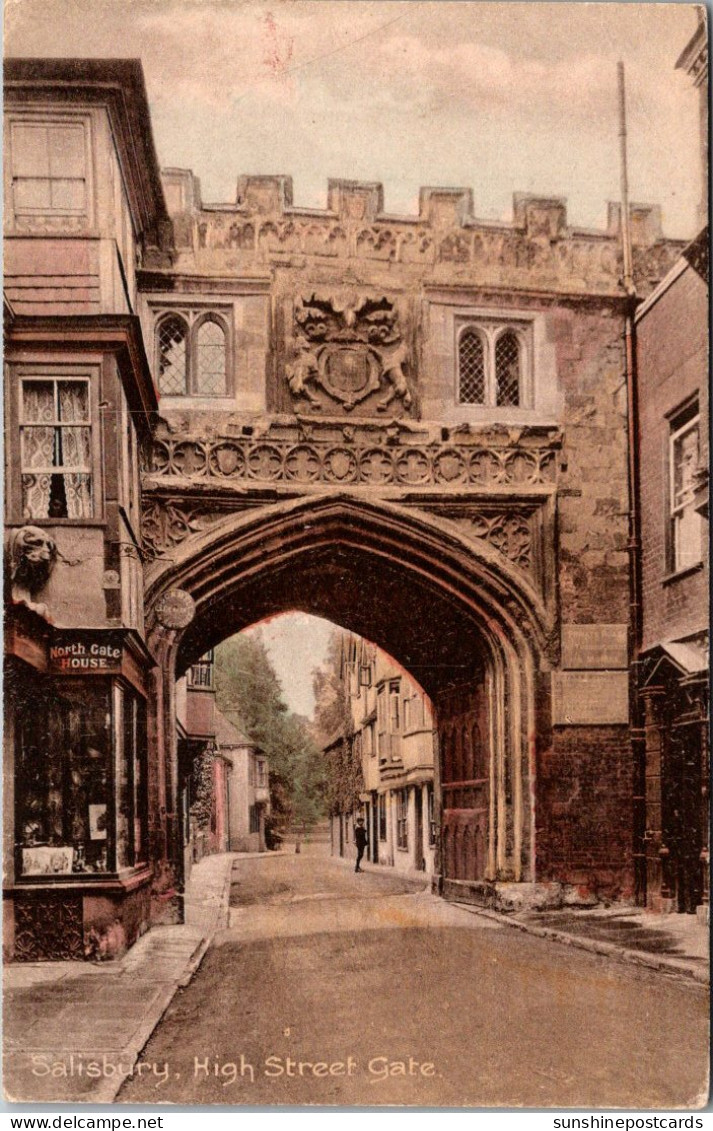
[286,292,412,415]
[49,633,122,674]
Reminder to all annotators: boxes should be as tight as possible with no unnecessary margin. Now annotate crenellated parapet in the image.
[151,170,683,298]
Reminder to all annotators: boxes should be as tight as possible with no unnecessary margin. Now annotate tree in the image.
[214,632,326,836]
[312,628,363,817]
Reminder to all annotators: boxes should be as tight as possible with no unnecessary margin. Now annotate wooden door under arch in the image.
[437,682,489,882]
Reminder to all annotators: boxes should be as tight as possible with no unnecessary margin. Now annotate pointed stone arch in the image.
[144,492,554,906]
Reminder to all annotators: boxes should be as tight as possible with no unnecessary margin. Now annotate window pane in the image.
[22,473,52,519]
[195,320,227,396]
[22,381,55,423]
[50,179,86,212]
[671,419,702,572]
[48,126,86,178]
[674,510,702,572]
[63,473,93,519]
[58,382,89,423]
[672,425,699,507]
[458,329,485,404]
[495,330,521,407]
[157,316,188,395]
[21,427,55,469]
[12,124,50,177]
[14,179,52,211]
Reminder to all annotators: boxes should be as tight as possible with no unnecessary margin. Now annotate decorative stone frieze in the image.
[141,500,221,560]
[146,422,560,492]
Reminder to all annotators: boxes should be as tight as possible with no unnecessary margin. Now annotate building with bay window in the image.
[3,58,169,961]
[330,635,437,877]
[634,17,709,918]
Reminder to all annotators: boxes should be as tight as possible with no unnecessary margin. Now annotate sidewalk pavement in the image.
[453,902,709,984]
[317,843,709,983]
[3,852,709,1105]
[3,853,235,1105]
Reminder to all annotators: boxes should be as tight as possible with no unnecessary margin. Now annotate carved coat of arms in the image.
[286,293,412,415]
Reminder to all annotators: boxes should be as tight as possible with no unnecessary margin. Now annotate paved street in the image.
[119,845,709,1109]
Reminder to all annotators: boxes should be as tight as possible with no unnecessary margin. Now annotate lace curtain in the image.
[21,380,92,519]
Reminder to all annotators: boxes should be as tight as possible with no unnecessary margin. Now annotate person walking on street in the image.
[354,817,368,873]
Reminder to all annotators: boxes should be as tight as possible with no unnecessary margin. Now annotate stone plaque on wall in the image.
[551,671,629,725]
[561,624,628,670]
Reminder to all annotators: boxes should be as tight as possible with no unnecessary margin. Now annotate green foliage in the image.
[214,632,326,834]
[189,748,214,831]
[312,629,363,815]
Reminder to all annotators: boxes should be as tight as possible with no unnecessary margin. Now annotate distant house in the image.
[215,711,270,853]
[329,635,436,877]
[175,651,230,877]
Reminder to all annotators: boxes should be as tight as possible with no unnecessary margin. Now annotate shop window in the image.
[396,790,408,850]
[457,320,528,408]
[10,119,88,219]
[20,377,93,519]
[15,676,148,877]
[378,794,387,841]
[669,402,703,573]
[155,309,229,397]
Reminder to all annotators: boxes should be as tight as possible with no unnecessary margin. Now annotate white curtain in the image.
[21,383,54,518]
[21,381,92,519]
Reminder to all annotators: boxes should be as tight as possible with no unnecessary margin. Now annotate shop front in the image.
[4,609,155,960]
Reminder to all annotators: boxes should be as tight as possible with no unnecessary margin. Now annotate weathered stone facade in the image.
[141,169,683,906]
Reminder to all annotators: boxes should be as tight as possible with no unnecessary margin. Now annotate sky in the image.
[4,0,704,238]
[242,612,337,717]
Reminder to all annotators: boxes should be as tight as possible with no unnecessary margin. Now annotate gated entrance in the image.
[144,493,548,901]
[7,56,681,958]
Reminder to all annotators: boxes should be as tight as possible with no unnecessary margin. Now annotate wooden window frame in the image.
[11,365,103,525]
[667,399,703,575]
[7,113,93,227]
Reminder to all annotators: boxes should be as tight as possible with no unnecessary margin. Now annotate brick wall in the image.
[636,262,709,650]
[536,725,634,899]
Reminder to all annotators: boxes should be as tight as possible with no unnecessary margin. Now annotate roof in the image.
[4,58,169,239]
[213,706,254,749]
[640,638,709,686]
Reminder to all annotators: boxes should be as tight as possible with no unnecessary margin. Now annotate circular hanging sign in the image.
[155,588,196,630]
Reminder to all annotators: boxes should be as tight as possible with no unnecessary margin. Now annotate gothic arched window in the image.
[195,318,227,396]
[495,329,521,407]
[157,314,188,396]
[458,328,486,404]
[154,309,231,397]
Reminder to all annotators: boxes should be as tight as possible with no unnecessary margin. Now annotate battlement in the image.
[161,168,667,245]
[153,169,683,299]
